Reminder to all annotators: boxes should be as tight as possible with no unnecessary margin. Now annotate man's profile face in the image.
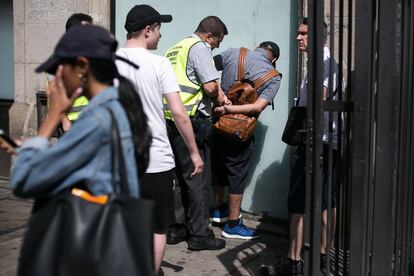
[205,33,224,50]
[147,23,161,50]
[297,24,308,52]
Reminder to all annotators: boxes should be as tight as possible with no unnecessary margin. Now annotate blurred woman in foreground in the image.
[10,25,151,199]
[2,25,154,276]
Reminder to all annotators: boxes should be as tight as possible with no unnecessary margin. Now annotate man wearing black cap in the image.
[116,4,203,273]
[210,42,282,240]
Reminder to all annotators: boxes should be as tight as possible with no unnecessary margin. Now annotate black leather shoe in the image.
[187,232,226,251]
[260,256,304,276]
[167,225,187,245]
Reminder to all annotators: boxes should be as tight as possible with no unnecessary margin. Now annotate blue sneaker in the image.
[210,205,230,223]
[210,204,242,223]
[222,219,260,240]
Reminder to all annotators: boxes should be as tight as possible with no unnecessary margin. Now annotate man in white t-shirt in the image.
[116,4,203,273]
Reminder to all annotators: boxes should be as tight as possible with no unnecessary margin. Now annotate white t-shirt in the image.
[116,47,178,173]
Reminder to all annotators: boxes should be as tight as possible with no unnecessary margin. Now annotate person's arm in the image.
[202,80,219,98]
[189,43,220,98]
[323,53,339,100]
[10,66,100,198]
[215,80,231,106]
[214,97,270,116]
[10,113,105,198]
[323,87,329,100]
[165,92,203,177]
[213,54,224,71]
[215,75,282,116]
[39,65,82,139]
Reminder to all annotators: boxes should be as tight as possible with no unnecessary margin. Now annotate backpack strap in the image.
[253,69,280,89]
[237,47,248,80]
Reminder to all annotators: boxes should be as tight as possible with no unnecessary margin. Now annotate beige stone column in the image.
[10,0,110,137]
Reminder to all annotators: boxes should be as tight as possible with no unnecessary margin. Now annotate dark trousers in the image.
[167,119,211,237]
[288,144,337,214]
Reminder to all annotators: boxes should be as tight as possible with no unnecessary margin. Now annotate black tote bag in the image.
[17,108,155,276]
[281,106,307,146]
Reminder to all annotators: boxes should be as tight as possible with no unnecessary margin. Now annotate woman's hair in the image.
[87,58,151,176]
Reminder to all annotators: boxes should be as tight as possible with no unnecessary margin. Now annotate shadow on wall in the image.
[250,145,291,220]
[244,121,268,188]
[244,0,299,220]
[243,120,292,220]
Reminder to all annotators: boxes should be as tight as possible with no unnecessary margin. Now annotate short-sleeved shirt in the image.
[298,47,340,148]
[216,48,281,102]
[187,34,220,117]
[116,47,178,173]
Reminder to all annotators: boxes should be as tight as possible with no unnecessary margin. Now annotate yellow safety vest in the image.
[67,96,89,121]
[164,37,204,120]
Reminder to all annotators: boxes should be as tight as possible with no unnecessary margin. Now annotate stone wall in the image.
[10,0,110,137]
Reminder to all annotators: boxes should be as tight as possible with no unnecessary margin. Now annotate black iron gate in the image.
[304,0,414,275]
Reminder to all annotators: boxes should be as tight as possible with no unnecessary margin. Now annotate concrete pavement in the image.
[0,178,288,276]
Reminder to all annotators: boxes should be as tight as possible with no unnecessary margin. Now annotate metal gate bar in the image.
[304,0,325,275]
[299,0,414,274]
[370,0,401,274]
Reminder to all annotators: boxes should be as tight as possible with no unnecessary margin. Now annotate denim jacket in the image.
[10,86,140,198]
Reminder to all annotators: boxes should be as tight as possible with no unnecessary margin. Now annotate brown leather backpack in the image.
[215,47,280,141]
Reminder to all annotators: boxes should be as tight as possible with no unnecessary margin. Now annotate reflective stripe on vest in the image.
[67,96,89,121]
[164,37,204,120]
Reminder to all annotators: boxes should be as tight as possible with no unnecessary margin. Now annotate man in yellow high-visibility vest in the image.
[165,16,229,251]
[60,13,93,131]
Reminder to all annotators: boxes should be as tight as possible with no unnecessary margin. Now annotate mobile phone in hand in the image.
[0,129,18,148]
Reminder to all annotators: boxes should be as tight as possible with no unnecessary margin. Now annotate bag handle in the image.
[253,69,280,89]
[237,47,248,80]
[106,107,130,195]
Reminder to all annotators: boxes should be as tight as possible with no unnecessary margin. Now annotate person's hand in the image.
[213,106,226,117]
[0,139,22,155]
[216,91,231,106]
[47,65,82,118]
[190,151,204,177]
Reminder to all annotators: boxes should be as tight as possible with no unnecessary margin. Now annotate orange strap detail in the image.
[71,188,108,205]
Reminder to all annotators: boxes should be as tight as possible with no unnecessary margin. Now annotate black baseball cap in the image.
[259,41,280,60]
[36,25,118,75]
[124,4,172,33]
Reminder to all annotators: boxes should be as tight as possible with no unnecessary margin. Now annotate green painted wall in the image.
[115,0,298,219]
[0,0,14,100]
